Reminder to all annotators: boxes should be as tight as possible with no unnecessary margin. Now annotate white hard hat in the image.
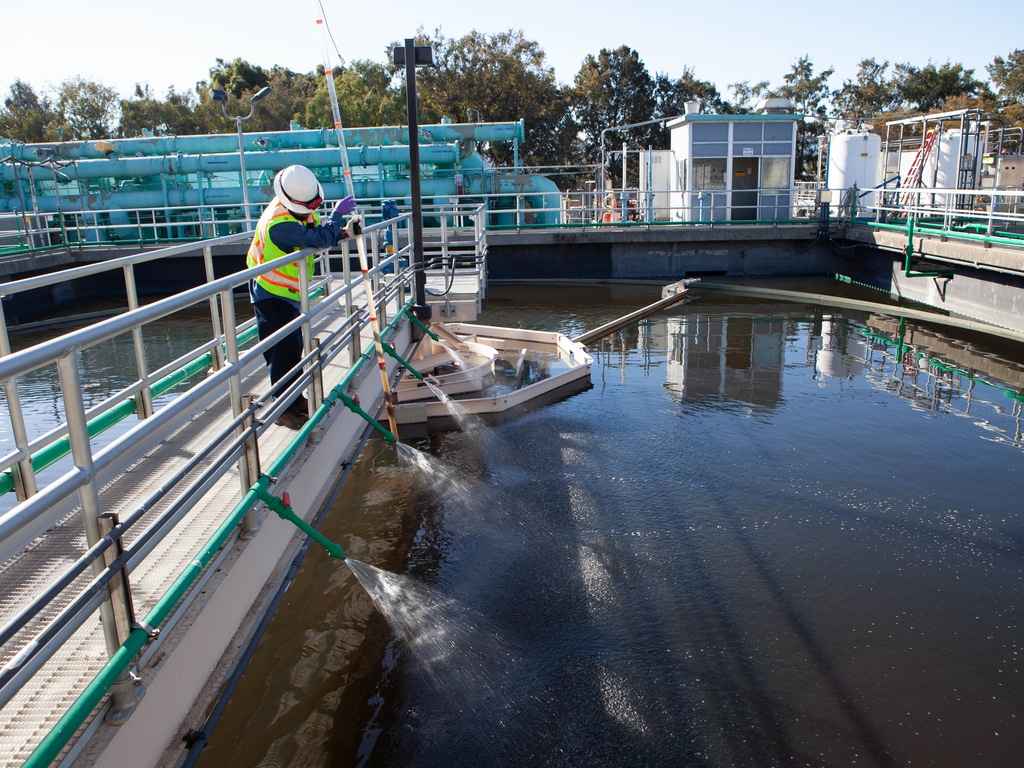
[273,165,324,215]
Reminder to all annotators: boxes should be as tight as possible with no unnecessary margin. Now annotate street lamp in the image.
[212,86,271,228]
[392,39,434,319]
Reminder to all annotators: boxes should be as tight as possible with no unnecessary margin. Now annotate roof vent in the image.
[756,97,794,114]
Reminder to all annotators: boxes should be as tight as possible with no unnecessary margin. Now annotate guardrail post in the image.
[204,244,226,371]
[0,303,38,500]
[311,338,325,417]
[96,513,145,723]
[122,264,154,419]
[239,394,261,536]
[56,353,141,719]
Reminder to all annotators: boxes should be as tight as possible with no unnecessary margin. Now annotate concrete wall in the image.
[486,225,840,280]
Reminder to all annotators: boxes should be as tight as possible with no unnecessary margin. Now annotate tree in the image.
[205,60,320,133]
[772,56,834,179]
[307,60,406,129]
[654,69,730,118]
[571,45,657,176]
[729,80,770,113]
[209,58,271,99]
[0,80,56,142]
[119,84,205,137]
[410,28,575,168]
[892,61,990,112]
[986,49,1024,129]
[776,55,834,118]
[831,58,899,123]
[53,77,120,140]
[987,49,1024,102]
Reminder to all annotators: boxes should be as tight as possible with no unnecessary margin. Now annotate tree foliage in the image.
[0,80,54,142]
[411,28,574,168]
[772,56,835,179]
[119,84,206,137]
[892,61,991,112]
[571,45,657,170]
[3,40,1023,180]
[53,77,120,140]
[831,59,898,123]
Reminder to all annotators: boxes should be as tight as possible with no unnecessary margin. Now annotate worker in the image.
[247,164,361,428]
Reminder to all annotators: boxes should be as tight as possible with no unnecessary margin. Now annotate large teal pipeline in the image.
[0,170,563,222]
[22,299,413,768]
[0,144,463,184]
[0,121,524,162]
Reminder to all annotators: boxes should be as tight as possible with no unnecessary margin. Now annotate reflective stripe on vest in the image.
[246,198,319,299]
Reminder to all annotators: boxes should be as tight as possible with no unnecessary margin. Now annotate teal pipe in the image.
[902,215,955,279]
[23,299,414,767]
[1,171,562,217]
[1,121,524,162]
[1,144,463,184]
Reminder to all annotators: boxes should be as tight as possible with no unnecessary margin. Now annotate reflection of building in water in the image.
[665,315,784,407]
[809,313,868,381]
[860,315,1024,445]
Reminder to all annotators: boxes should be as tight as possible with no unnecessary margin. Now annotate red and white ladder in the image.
[897,130,939,206]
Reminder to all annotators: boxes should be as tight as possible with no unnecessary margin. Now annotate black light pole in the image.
[393,39,434,319]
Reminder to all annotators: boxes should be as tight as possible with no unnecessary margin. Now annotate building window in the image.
[693,158,727,190]
[762,157,792,189]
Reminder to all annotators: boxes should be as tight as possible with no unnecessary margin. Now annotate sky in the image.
[4,0,1022,108]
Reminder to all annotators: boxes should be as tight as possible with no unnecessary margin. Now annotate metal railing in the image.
[0,203,489,765]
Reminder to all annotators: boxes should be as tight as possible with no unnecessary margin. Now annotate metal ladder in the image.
[897,129,939,205]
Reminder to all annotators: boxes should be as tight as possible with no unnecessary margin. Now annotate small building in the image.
[666,99,801,222]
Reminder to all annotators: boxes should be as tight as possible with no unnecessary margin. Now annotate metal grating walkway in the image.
[0,277,407,767]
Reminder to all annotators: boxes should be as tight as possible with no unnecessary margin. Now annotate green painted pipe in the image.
[336,392,396,442]
[24,300,414,767]
[902,215,954,279]
[381,342,423,380]
[403,306,439,341]
[256,488,345,559]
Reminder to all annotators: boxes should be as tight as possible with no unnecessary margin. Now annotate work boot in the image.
[275,406,308,429]
[292,396,310,417]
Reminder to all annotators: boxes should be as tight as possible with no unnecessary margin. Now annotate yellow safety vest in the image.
[246,198,319,300]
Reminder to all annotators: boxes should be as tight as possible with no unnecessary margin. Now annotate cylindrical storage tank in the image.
[826,130,882,214]
[933,129,983,202]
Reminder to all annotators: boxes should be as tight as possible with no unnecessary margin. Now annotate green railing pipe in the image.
[24,298,414,767]
[0,325,261,498]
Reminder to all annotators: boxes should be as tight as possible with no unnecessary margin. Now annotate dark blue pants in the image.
[253,296,302,402]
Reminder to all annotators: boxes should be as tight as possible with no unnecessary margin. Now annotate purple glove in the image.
[334,195,357,216]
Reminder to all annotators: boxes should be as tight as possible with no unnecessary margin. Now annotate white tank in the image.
[826,130,882,213]
[935,129,984,190]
